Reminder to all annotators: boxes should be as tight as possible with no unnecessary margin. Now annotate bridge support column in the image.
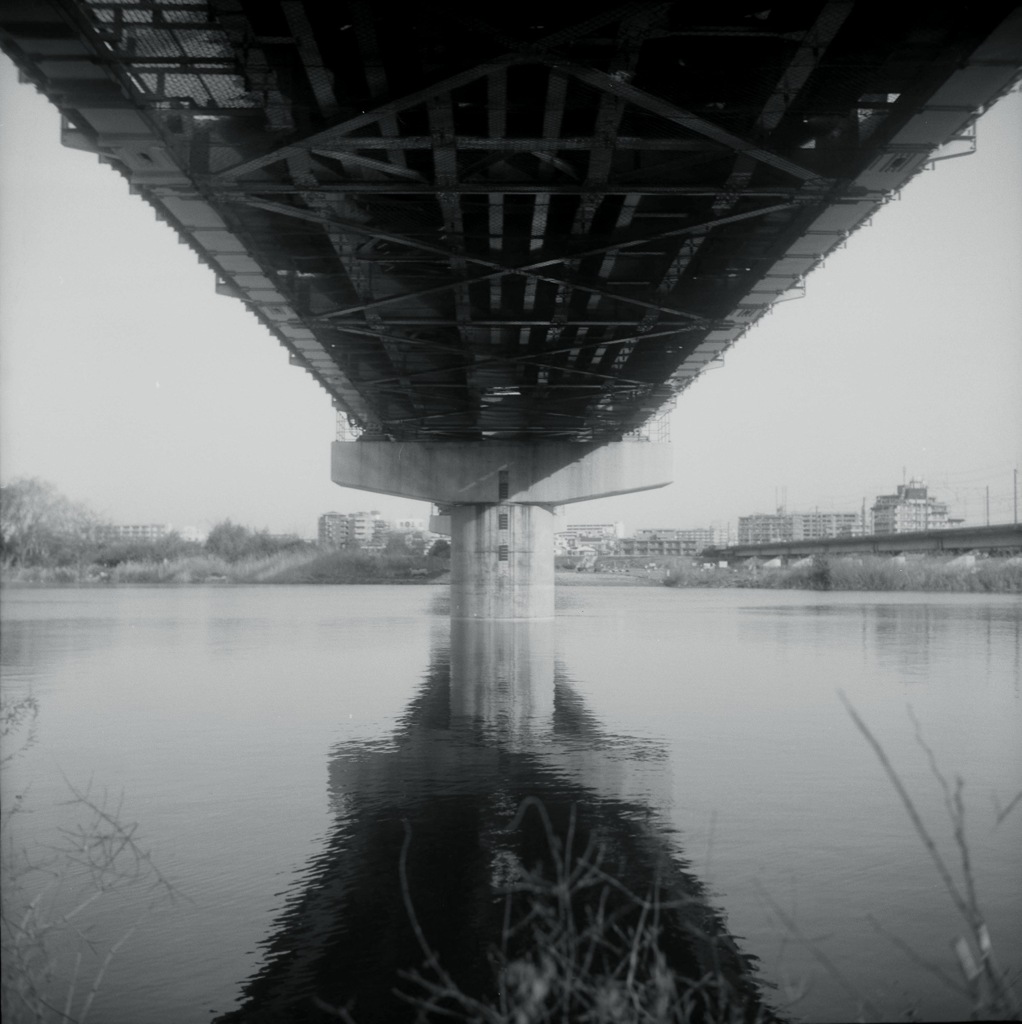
[331,440,672,619]
[449,503,555,619]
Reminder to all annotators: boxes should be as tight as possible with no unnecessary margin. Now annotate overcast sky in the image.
[1,55,1019,538]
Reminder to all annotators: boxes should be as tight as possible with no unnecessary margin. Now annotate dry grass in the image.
[0,547,447,586]
[313,800,776,1024]
[664,556,1022,593]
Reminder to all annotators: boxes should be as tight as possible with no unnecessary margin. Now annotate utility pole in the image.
[986,485,990,526]
[1015,467,1018,524]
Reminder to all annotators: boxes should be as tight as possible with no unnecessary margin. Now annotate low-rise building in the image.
[636,527,723,552]
[556,522,624,554]
[615,527,721,558]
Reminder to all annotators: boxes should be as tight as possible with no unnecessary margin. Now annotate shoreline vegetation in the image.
[2,551,1021,592]
[0,477,455,587]
[2,477,1019,592]
[0,547,451,586]
[659,553,1022,594]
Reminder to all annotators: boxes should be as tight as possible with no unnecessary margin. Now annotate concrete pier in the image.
[448,503,555,619]
[332,440,672,619]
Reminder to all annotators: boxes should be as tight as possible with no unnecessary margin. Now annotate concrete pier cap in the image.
[331,440,672,619]
[330,440,672,506]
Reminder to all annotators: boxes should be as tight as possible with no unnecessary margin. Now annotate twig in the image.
[992,790,1022,827]
[310,995,359,1022]
[864,913,968,998]
[907,706,983,929]
[844,694,1022,1019]
[838,692,975,932]
[397,819,499,1022]
[754,880,883,1022]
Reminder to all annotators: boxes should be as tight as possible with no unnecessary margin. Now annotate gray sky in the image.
[1,55,1019,538]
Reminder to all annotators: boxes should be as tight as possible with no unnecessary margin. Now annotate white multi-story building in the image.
[318,512,350,545]
[96,523,172,543]
[790,511,863,540]
[318,510,389,546]
[871,480,949,534]
[562,523,624,542]
[556,523,623,553]
[737,513,792,544]
[737,510,863,544]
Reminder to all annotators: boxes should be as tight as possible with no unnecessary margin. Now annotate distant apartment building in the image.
[563,523,623,542]
[637,527,722,551]
[318,512,350,545]
[791,511,863,540]
[871,480,949,533]
[393,518,427,533]
[555,523,623,554]
[738,513,791,544]
[737,510,862,544]
[96,523,172,543]
[318,510,389,547]
[616,527,723,557]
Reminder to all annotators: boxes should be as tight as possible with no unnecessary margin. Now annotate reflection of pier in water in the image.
[216,621,771,1023]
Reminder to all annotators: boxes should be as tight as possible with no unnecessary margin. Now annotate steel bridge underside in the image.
[2,2,1020,445]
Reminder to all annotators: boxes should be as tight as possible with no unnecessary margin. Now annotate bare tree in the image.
[0,478,102,567]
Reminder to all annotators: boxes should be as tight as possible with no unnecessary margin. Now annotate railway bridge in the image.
[2,1,1019,616]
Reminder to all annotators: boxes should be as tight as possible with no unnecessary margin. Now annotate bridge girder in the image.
[2,1,1020,441]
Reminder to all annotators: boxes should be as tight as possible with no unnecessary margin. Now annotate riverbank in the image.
[4,553,1020,592]
[0,547,449,586]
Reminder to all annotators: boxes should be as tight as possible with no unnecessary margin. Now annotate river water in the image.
[1,584,1019,1022]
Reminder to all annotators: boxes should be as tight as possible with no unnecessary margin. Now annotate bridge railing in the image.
[335,412,363,442]
[622,405,673,444]
[336,407,675,444]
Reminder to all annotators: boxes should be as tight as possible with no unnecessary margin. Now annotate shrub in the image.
[204,520,308,563]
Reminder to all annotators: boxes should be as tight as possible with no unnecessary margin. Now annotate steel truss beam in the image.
[557,62,824,183]
[329,322,694,362]
[323,320,703,328]
[215,5,821,186]
[232,196,798,323]
[204,183,813,196]
[215,137,726,151]
[213,5,665,181]
[233,196,712,322]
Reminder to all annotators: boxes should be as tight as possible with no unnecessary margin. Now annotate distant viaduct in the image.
[705,524,1022,562]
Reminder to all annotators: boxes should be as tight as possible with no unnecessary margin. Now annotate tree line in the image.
[0,478,308,568]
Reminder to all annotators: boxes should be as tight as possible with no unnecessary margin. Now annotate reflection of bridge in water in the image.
[3,3,1020,617]
[213,619,768,1023]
